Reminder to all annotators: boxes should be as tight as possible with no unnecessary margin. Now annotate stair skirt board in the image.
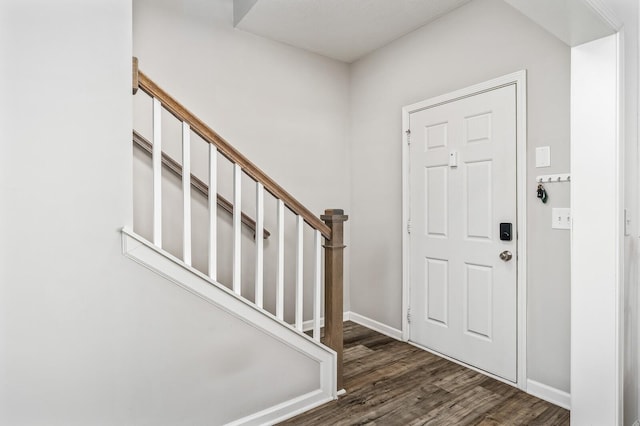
[226,389,330,426]
[121,228,337,424]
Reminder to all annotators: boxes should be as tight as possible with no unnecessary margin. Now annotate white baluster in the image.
[182,122,191,266]
[276,200,285,320]
[208,144,217,281]
[233,163,242,294]
[152,98,162,247]
[255,182,264,308]
[313,229,322,341]
[295,215,304,331]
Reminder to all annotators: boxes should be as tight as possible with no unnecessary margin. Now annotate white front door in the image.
[408,84,517,382]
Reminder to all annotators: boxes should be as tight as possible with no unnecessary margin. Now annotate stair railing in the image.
[132,130,270,239]
[132,58,348,390]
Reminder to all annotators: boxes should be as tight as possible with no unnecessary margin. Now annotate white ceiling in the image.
[504,0,617,47]
[234,0,473,63]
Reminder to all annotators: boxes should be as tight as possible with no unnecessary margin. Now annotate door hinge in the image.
[407,307,412,324]
[406,129,411,144]
[407,219,411,234]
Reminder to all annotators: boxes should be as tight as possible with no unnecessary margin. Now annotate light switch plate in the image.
[536,146,551,168]
[552,208,571,230]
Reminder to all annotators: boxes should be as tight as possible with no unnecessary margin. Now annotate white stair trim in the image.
[121,228,337,423]
[226,389,330,426]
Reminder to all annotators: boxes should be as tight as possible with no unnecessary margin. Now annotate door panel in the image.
[465,263,493,340]
[425,166,448,237]
[409,84,517,382]
[425,257,448,325]
[466,161,492,239]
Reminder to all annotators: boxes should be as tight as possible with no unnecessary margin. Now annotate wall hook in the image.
[536,173,571,184]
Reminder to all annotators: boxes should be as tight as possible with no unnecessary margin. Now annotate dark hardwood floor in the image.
[280,322,569,426]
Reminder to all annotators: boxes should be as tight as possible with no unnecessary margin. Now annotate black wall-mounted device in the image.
[500,223,512,241]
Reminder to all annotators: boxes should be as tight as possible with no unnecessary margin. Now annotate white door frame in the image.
[401,70,528,390]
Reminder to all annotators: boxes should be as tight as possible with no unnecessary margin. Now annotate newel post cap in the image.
[321,209,349,223]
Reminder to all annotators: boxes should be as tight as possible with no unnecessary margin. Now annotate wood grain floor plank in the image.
[528,405,571,425]
[476,389,553,425]
[279,322,569,426]
[344,344,375,360]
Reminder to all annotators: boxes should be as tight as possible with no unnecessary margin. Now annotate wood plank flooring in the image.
[280,322,569,426]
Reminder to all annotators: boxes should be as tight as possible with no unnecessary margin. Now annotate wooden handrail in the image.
[133,130,270,239]
[136,70,332,240]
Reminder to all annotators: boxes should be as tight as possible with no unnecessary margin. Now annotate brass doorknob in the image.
[499,251,513,261]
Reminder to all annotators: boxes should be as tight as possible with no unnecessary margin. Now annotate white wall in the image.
[0,1,327,424]
[349,0,572,393]
[132,0,352,322]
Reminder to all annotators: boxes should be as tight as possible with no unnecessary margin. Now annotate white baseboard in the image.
[302,312,351,332]
[526,379,571,410]
[348,311,403,340]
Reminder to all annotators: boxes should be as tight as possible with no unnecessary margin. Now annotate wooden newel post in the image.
[321,208,348,391]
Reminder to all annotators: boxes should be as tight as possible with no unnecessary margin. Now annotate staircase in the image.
[123,58,347,425]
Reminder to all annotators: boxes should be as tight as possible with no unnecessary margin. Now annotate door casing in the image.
[401,70,528,390]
